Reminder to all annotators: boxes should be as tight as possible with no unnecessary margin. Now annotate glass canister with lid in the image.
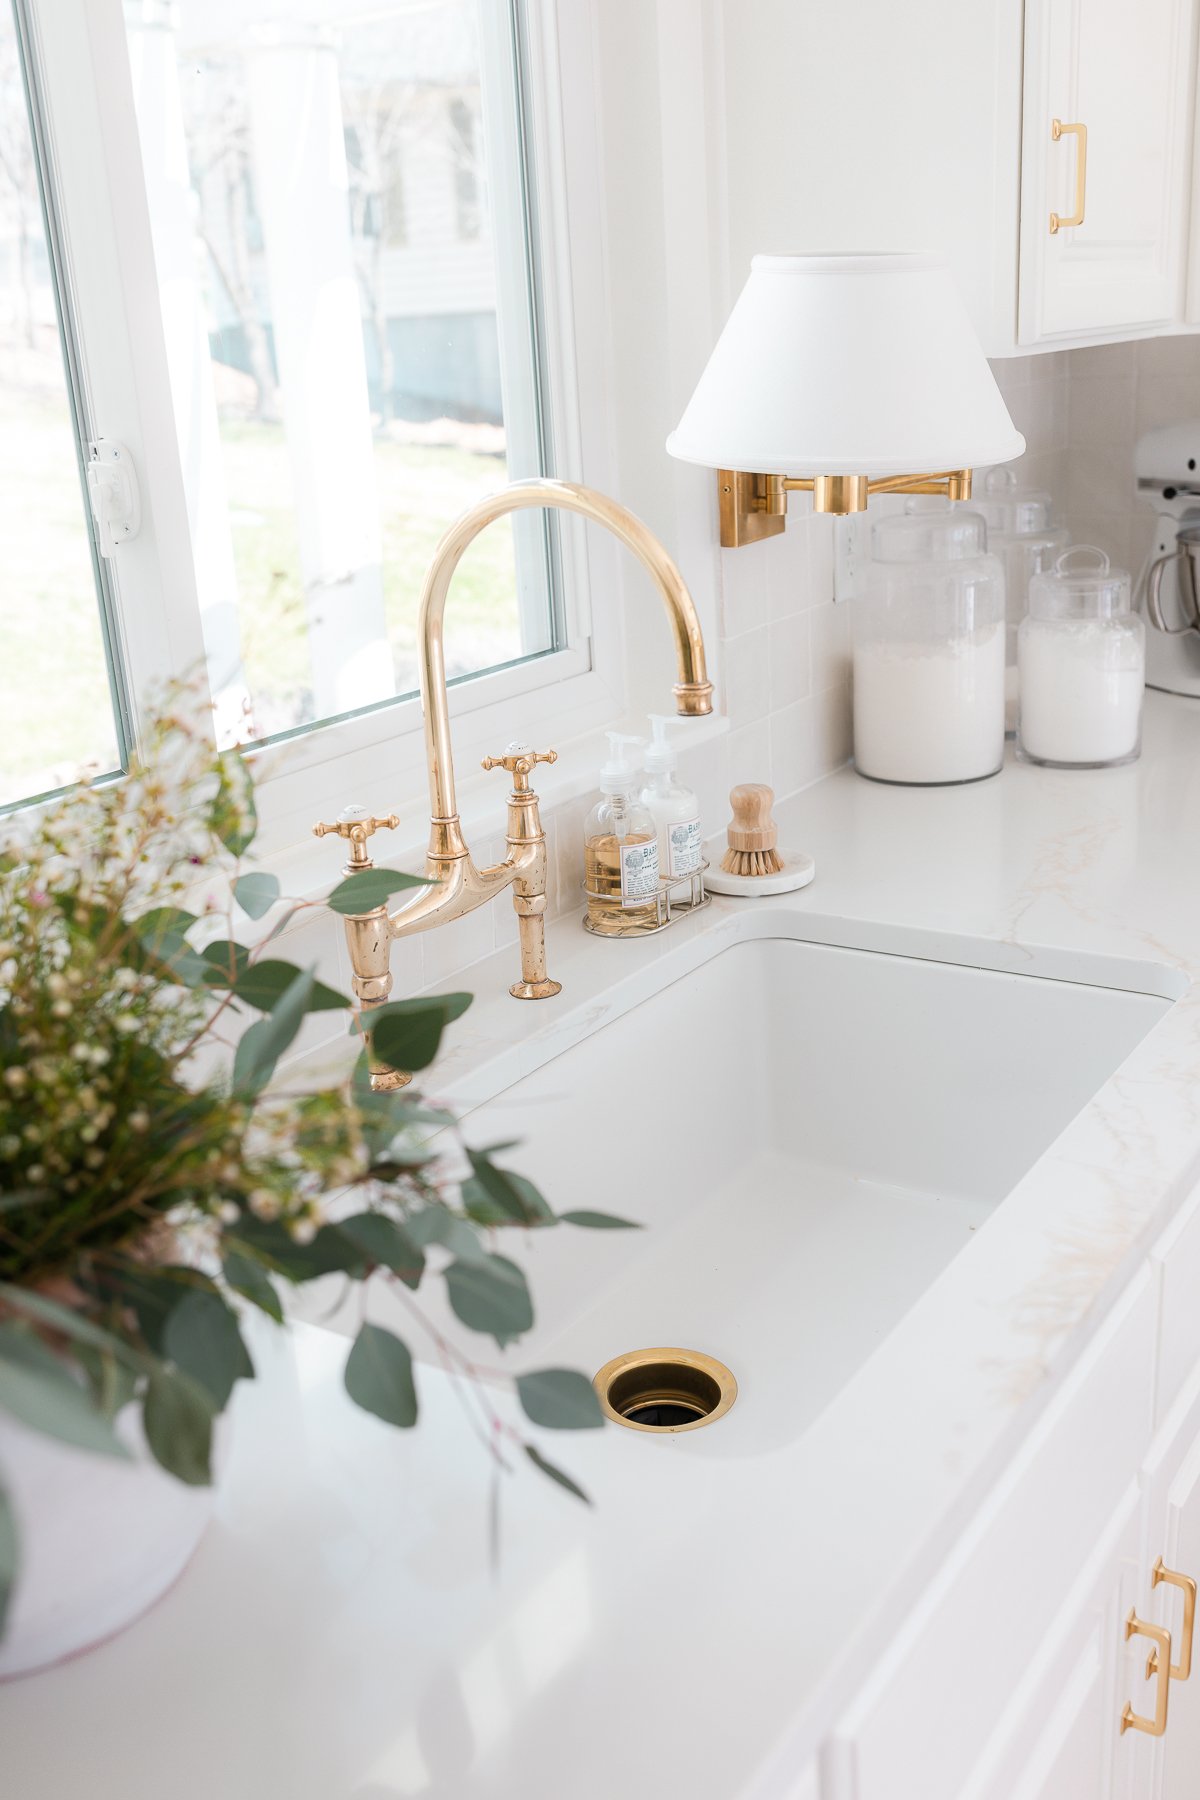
[852,500,1007,785]
[1017,547,1144,769]
[973,466,1069,734]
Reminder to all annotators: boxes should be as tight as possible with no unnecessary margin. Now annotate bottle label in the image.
[667,817,703,878]
[620,838,660,900]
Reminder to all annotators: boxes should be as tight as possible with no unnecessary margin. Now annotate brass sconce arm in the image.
[718,467,974,547]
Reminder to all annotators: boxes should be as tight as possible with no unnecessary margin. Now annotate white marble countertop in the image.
[7,691,1200,1800]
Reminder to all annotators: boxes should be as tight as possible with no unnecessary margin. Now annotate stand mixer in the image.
[1137,423,1200,697]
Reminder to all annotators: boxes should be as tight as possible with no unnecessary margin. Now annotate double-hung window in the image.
[3,0,604,841]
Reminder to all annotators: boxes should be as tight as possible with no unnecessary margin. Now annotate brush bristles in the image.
[720,845,785,878]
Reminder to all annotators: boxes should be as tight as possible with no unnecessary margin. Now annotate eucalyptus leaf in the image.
[466,1152,554,1227]
[200,939,251,986]
[459,1177,511,1229]
[232,958,347,1014]
[558,1209,643,1230]
[326,868,430,915]
[221,1249,283,1323]
[75,1343,139,1422]
[369,992,473,1072]
[344,1322,418,1427]
[142,1366,215,1486]
[336,1213,425,1290]
[0,1282,151,1367]
[136,906,199,954]
[406,1204,487,1264]
[83,1265,219,1356]
[228,1218,367,1283]
[0,1483,15,1636]
[444,1252,533,1347]
[0,1326,131,1460]
[524,1443,591,1505]
[162,1290,253,1408]
[131,908,209,986]
[210,751,257,857]
[232,965,315,1095]
[516,1368,605,1430]
[233,871,281,920]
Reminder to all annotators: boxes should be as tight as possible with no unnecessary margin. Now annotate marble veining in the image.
[9,691,1200,1800]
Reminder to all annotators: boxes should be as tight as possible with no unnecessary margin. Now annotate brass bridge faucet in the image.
[314,478,713,1090]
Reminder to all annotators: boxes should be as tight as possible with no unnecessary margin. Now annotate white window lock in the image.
[86,439,141,557]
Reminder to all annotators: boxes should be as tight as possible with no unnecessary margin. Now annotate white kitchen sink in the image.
[316,933,1173,1452]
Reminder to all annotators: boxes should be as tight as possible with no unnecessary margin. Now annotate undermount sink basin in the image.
[320,932,1172,1453]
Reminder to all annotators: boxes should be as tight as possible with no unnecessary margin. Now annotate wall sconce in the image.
[666,253,1025,547]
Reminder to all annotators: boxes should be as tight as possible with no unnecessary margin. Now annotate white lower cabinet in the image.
[825,1274,1157,1799]
[813,1195,1200,1800]
[1135,1361,1200,1798]
[969,1489,1143,1800]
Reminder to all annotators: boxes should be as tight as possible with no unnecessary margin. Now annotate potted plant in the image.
[0,692,628,1677]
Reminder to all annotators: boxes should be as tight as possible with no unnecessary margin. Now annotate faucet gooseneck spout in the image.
[314,478,713,1088]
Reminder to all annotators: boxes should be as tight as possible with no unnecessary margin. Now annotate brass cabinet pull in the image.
[1049,119,1088,233]
[1154,1559,1198,1682]
[1122,1611,1173,1737]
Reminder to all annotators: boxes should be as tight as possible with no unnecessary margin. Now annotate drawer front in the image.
[829,1272,1157,1800]
[1153,1180,1200,1423]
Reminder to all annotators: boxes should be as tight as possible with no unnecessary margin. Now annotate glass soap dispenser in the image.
[641,715,703,883]
[583,733,661,937]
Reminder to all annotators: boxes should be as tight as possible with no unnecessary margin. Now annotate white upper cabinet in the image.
[1019,0,1198,342]
[717,0,1200,357]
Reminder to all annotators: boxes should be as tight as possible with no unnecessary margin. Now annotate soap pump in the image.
[641,714,703,881]
[582,733,661,937]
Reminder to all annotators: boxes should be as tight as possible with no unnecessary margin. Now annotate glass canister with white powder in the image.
[1017,547,1144,769]
[853,501,1006,785]
[973,466,1069,736]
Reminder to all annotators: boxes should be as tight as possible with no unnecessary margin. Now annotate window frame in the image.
[23,0,624,857]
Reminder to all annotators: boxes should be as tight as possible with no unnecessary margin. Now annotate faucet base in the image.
[510,977,562,1001]
[370,1068,414,1092]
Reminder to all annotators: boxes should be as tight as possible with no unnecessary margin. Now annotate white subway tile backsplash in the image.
[765,519,809,620]
[1070,341,1137,376]
[769,697,816,797]
[768,613,811,712]
[1058,337,1200,578]
[806,514,836,608]
[810,600,852,693]
[720,535,771,634]
[1136,373,1200,434]
[421,903,496,992]
[722,624,771,724]
[1062,375,1136,447]
[725,718,772,792]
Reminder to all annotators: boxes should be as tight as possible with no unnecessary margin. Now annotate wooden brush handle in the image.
[726,783,778,852]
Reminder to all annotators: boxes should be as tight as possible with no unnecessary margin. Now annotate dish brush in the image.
[705,784,815,897]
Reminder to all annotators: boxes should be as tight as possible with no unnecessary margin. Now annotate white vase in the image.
[0,1403,217,1679]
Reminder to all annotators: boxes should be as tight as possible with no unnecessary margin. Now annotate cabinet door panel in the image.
[1020,0,1197,339]
[964,1492,1142,1800]
[828,1275,1156,1800]
[1144,1364,1200,1799]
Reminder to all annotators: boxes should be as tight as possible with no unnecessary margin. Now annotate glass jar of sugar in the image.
[1017,547,1144,769]
[853,501,1006,786]
[973,467,1069,736]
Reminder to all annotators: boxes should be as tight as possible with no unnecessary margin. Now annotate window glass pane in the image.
[0,2,121,808]
[126,0,557,747]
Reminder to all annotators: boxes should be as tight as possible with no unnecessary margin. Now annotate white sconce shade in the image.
[667,253,1025,477]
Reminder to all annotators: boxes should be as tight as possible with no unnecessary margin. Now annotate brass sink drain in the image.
[593,1347,737,1433]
